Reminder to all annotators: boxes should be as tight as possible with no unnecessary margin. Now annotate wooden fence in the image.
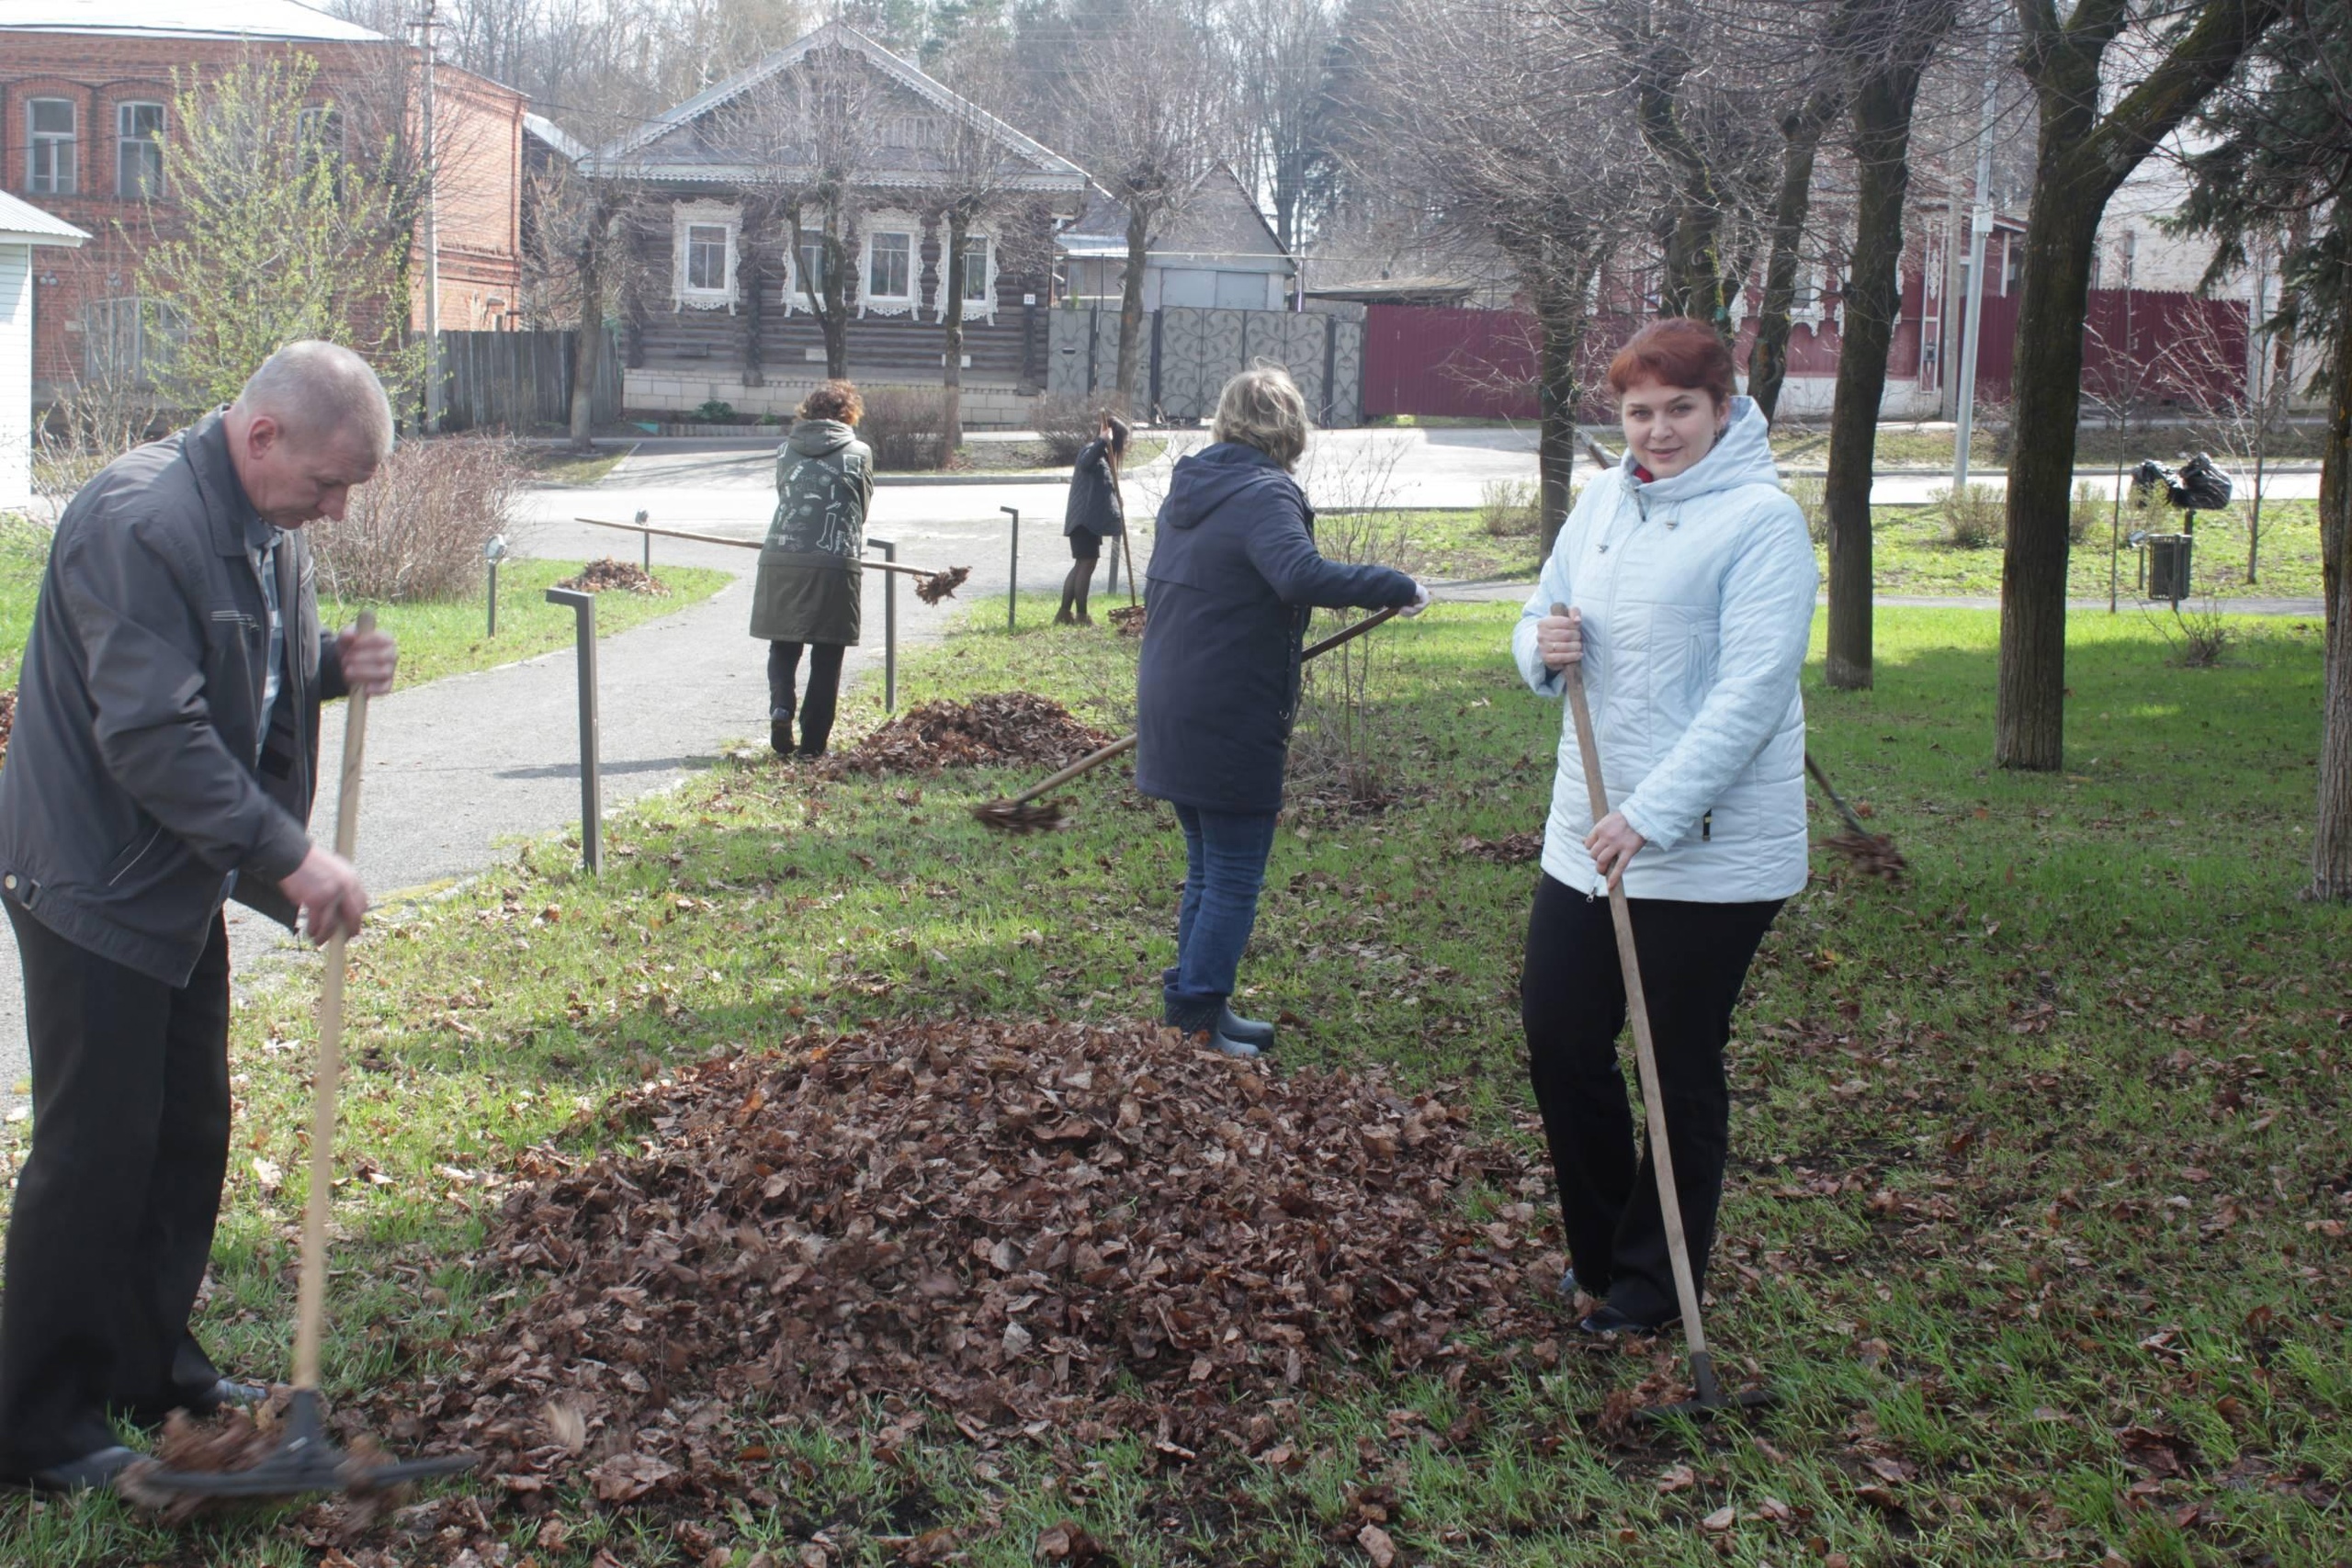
[436,329,622,433]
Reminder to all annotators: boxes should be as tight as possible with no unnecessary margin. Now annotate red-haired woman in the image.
[1510,318,1817,1335]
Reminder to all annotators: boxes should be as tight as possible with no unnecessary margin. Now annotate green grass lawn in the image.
[523,446,637,488]
[1379,498,2325,604]
[319,558,731,688]
[0,602,2344,1566]
[1852,498,2323,602]
[0,520,729,691]
[1772,424,2332,469]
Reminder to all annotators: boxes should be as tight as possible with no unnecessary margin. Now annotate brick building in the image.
[0,0,526,402]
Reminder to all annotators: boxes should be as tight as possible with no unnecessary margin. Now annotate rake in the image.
[119,615,480,1505]
[1557,606,1773,1422]
[972,604,1405,832]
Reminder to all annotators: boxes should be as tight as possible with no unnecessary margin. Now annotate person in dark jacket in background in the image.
[1057,413,1130,625]
[1135,367,1428,1057]
[0,342,399,1490]
[752,381,874,760]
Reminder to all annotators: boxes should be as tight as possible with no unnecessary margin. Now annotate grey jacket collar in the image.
[186,411,268,559]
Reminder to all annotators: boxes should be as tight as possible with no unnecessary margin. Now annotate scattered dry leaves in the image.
[820,694,1113,778]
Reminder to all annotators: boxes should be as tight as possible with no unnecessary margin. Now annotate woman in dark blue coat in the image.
[1136,367,1427,1056]
[1057,413,1129,625]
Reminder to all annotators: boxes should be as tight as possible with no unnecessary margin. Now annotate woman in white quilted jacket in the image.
[1510,318,1818,1337]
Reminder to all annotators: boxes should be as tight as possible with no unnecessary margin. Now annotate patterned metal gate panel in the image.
[1043,305,1364,424]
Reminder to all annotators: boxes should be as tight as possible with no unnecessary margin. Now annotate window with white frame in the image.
[858,212,918,317]
[29,99,76,195]
[118,101,164,197]
[933,228,998,322]
[85,297,183,384]
[785,228,834,312]
[671,201,741,310]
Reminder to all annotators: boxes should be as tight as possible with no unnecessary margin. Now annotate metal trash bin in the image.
[2148,533,2192,604]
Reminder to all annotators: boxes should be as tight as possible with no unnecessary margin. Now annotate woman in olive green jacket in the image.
[752,380,874,758]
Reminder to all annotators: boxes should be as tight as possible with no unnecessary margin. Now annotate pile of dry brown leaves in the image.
[555,558,670,596]
[0,689,14,770]
[376,1019,1558,1510]
[820,694,1112,777]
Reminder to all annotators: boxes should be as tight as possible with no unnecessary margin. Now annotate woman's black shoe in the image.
[1218,1005,1274,1046]
[1577,1303,1666,1337]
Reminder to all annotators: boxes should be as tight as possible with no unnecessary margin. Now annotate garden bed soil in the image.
[820,694,1112,777]
[368,1018,1569,1514]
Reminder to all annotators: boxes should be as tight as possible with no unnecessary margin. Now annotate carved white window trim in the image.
[1791,262,1826,329]
[672,200,741,312]
[858,209,920,319]
[782,226,836,318]
[931,224,999,324]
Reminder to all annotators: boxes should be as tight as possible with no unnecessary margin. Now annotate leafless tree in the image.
[1355,0,1651,549]
[1067,3,1227,404]
[1817,0,1962,691]
[1994,0,2286,772]
[1222,0,1344,255]
[721,39,883,379]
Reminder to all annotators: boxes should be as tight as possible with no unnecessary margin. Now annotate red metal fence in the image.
[1364,289,2251,423]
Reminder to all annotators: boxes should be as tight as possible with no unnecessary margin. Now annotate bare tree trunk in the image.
[568,220,602,454]
[1749,92,1837,421]
[1823,14,1946,691]
[1534,288,1587,557]
[942,209,967,467]
[1997,0,2286,770]
[1116,203,1150,407]
[815,206,850,380]
[2311,301,2352,898]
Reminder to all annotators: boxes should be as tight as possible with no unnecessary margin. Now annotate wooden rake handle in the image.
[995,604,1408,810]
[1555,604,1713,1368]
[291,611,374,1393]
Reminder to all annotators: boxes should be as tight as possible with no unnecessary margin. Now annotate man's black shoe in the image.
[28,1445,139,1492]
[200,1377,269,1410]
[1577,1303,1666,1337]
[771,719,792,756]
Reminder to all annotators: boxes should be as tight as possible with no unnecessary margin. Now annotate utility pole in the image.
[1950,25,2001,493]
[418,0,443,433]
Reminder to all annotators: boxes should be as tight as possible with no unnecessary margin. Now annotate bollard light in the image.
[545,587,603,874]
[1001,505,1020,631]
[483,534,508,636]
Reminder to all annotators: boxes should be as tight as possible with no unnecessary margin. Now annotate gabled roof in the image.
[582,19,1085,196]
[523,113,589,164]
[0,0,385,42]
[1057,166,1293,271]
[0,191,89,247]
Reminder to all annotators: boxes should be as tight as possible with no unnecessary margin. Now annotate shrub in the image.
[693,400,737,423]
[310,434,526,603]
[2154,590,2233,668]
[1937,482,2005,549]
[2070,480,2105,546]
[860,387,952,471]
[1034,391,1123,465]
[1785,473,1828,545]
[1477,479,1540,537]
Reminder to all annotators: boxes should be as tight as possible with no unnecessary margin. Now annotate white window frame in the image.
[932,226,998,324]
[782,225,837,316]
[117,101,164,197]
[671,200,741,311]
[28,98,76,196]
[857,209,919,318]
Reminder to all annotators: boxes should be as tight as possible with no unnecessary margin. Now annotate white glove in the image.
[1400,580,1432,618]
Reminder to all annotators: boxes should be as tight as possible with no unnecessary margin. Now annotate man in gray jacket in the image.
[0,342,399,1489]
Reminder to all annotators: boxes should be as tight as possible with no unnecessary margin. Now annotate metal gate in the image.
[1046,306,1362,426]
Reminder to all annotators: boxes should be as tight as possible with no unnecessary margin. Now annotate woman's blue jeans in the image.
[1162,804,1281,1032]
